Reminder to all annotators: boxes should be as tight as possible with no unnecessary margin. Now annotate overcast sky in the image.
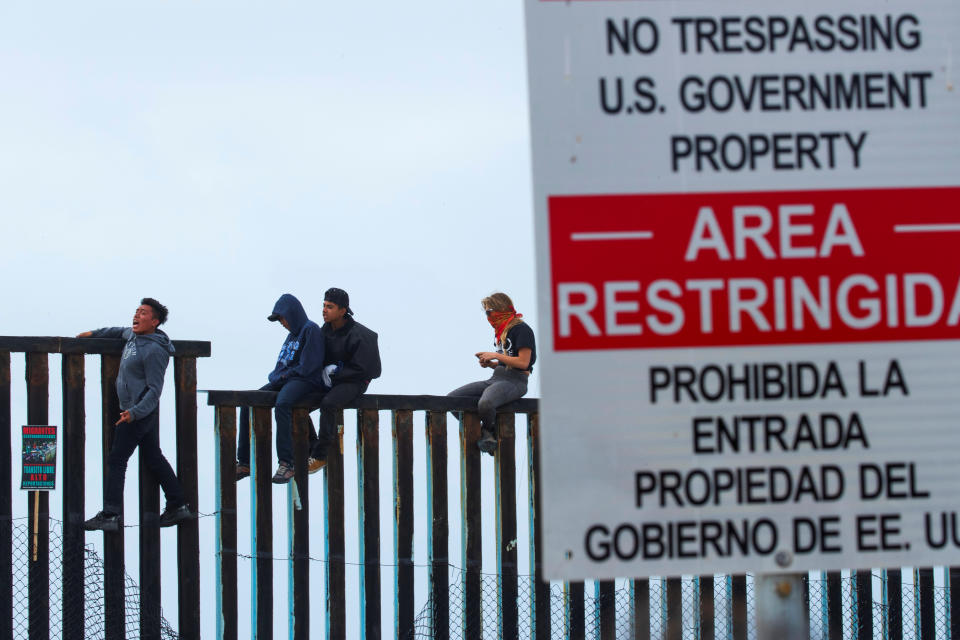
[1,3,538,637]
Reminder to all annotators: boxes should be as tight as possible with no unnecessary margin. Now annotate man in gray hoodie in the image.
[79,298,192,531]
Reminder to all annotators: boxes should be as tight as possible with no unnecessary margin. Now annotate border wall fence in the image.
[2,335,960,639]
[1,336,209,640]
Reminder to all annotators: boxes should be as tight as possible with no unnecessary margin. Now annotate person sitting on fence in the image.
[78,298,194,531]
[237,293,327,484]
[447,292,536,455]
[308,287,381,473]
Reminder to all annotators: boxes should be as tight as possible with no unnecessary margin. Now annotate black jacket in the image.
[322,316,382,384]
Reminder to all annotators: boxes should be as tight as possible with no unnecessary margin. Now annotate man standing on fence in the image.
[308,287,381,472]
[236,293,327,484]
[78,298,193,531]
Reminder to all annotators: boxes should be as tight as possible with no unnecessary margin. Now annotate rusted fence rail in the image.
[0,336,210,640]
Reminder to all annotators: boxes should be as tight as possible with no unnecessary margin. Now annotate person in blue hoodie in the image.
[237,293,326,484]
[78,298,193,531]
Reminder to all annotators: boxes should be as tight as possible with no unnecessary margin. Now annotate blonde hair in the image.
[482,292,524,345]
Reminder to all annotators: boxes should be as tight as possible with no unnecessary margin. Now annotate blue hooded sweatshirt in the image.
[89,326,176,420]
[267,293,325,388]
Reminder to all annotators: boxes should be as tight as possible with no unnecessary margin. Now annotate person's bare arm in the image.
[476,348,531,370]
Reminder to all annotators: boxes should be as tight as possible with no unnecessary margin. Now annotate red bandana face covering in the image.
[487,308,523,345]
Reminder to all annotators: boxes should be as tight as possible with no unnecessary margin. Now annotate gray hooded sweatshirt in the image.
[91,327,176,420]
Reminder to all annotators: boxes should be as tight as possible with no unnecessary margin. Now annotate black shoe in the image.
[158,504,194,528]
[236,463,250,481]
[84,511,121,532]
[477,429,497,455]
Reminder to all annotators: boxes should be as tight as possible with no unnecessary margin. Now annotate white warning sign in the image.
[525,1,960,580]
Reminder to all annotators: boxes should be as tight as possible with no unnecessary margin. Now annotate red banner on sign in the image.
[549,186,960,350]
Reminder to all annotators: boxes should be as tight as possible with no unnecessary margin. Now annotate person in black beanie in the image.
[308,288,381,472]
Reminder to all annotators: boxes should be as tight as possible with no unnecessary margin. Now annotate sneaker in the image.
[158,504,194,528]
[83,511,121,532]
[307,456,326,474]
[236,463,250,481]
[477,429,497,455]
[272,462,295,484]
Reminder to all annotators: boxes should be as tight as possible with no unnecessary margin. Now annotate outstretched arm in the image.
[78,327,126,339]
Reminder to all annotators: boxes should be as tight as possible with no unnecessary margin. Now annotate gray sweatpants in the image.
[447,367,529,431]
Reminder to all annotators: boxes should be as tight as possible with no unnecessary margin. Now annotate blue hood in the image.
[272,294,309,334]
[266,294,326,388]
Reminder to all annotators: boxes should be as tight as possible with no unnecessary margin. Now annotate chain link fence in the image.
[410,567,951,639]
[11,517,178,639]
[9,518,952,639]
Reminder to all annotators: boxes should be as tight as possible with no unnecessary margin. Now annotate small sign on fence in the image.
[526,0,960,580]
[21,425,57,491]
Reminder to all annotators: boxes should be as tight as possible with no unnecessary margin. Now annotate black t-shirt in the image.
[498,322,536,372]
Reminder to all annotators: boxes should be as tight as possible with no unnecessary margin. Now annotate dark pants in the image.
[447,367,529,431]
[238,378,320,466]
[104,410,184,514]
[311,381,368,457]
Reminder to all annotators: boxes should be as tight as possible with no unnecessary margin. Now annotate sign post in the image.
[525,0,960,586]
[21,425,57,562]
[21,425,57,492]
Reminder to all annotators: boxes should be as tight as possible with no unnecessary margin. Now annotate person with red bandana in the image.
[448,292,536,454]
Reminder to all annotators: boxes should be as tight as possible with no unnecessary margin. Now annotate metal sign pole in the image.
[755,568,809,640]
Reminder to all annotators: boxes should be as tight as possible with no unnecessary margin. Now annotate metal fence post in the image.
[358,408,381,638]
[174,356,201,638]
[214,405,238,640]
[26,352,49,640]
[700,575,715,640]
[392,410,415,639]
[0,351,10,640]
[565,581,585,640]
[460,411,482,640]
[426,410,449,640]
[139,415,161,640]
[251,406,273,639]
[324,412,346,640]
[495,413,518,639]
[61,353,85,638]
[527,414,550,640]
[290,408,311,640]
[100,354,125,640]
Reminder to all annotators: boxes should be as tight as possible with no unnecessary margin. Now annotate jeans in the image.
[238,378,320,466]
[447,366,529,431]
[311,381,368,457]
[104,410,184,514]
